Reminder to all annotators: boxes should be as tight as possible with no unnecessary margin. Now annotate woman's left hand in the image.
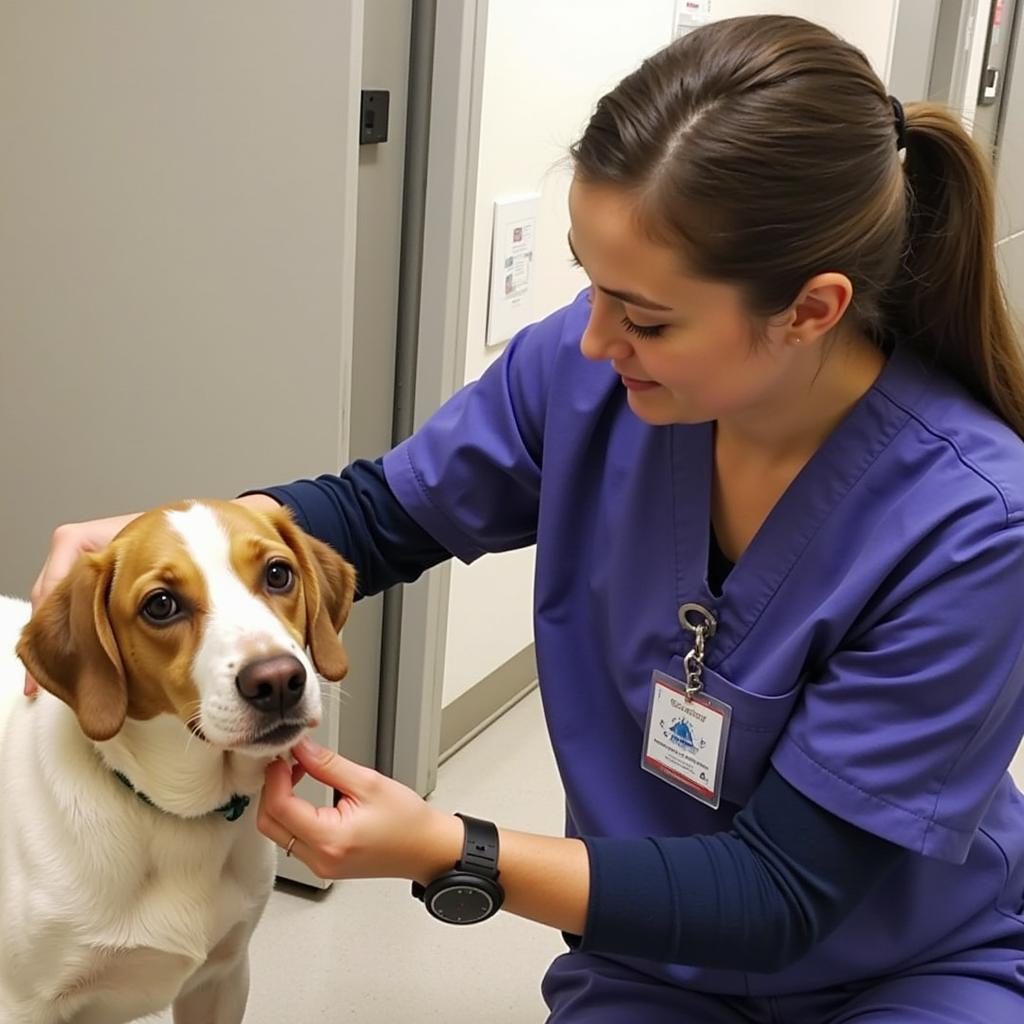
[258,736,464,884]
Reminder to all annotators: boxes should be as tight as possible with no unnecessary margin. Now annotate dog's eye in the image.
[266,560,294,593]
[141,590,180,624]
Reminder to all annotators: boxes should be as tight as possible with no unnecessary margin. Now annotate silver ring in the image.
[285,836,297,857]
[678,602,716,637]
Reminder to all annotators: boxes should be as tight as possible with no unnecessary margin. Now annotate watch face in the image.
[429,884,494,924]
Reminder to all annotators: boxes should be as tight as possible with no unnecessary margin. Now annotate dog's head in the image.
[17,500,356,754]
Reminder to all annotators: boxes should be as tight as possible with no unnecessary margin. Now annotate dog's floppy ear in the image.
[17,550,127,741]
[270,508,356,681]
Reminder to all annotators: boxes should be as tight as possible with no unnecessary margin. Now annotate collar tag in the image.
[217,794,251,821]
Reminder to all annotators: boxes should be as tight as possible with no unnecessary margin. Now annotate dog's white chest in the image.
[80,824,270,1005]
[1,789,274,1022]
[98,812,270,956]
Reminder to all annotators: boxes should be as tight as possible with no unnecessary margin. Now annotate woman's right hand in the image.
[24,512,139,697]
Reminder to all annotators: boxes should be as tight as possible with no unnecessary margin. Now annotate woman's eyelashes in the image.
[569,254,666,339]
[620,316,666,340]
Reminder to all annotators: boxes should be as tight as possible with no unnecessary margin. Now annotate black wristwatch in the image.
[411,813,505,924]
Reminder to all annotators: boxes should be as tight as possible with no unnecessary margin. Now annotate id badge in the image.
[641,669,731,809]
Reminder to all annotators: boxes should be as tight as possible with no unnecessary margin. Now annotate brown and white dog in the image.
[0,499,355,1024]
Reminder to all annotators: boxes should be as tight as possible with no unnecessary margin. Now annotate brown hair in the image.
[570,15,1024,437]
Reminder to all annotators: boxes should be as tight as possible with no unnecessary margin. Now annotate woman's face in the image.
[568,178,801,427]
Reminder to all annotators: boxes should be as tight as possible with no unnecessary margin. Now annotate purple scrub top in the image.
[383,292,1024,995]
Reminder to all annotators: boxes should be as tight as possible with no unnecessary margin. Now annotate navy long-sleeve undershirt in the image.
[250,459,904,971]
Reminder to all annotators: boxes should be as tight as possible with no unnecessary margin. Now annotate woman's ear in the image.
[788,272,855,343]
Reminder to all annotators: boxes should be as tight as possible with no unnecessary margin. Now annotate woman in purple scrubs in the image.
[29,15,1024,1021]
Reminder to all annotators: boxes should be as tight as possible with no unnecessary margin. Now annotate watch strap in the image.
[455,813,500,879]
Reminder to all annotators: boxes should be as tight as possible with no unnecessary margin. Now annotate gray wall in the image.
[888,0,942,103]
[0,1,362,596]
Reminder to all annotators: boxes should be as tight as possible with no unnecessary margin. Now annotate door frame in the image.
[385,0,489,796]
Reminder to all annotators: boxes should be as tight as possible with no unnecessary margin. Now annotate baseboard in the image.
[439,644,538,763]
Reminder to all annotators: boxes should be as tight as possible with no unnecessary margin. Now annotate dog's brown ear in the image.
[271,508,356,681]
[17,550,127,740]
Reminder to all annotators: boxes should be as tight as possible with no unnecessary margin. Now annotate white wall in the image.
[713,0,899,77]
[441,0,900,707]
[442,0,677,705]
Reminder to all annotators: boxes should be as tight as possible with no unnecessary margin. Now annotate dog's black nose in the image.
[235,654,306,714]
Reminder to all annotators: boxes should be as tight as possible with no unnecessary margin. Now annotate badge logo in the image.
[661,717,706,751]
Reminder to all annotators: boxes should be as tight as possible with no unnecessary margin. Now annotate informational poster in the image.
[673,0,712,39]
[486,194,540,348]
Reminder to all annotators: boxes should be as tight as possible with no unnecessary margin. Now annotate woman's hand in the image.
[24,512,139,696]
[258,737,464,885]
[263,737,591,935]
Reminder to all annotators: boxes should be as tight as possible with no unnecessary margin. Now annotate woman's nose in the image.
[579,297,633,363]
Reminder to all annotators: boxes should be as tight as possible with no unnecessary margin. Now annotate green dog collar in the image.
[113,770,251,822]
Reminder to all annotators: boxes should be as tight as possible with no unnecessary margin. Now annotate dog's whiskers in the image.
[182,702,204,754]
[317,683,350,710]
